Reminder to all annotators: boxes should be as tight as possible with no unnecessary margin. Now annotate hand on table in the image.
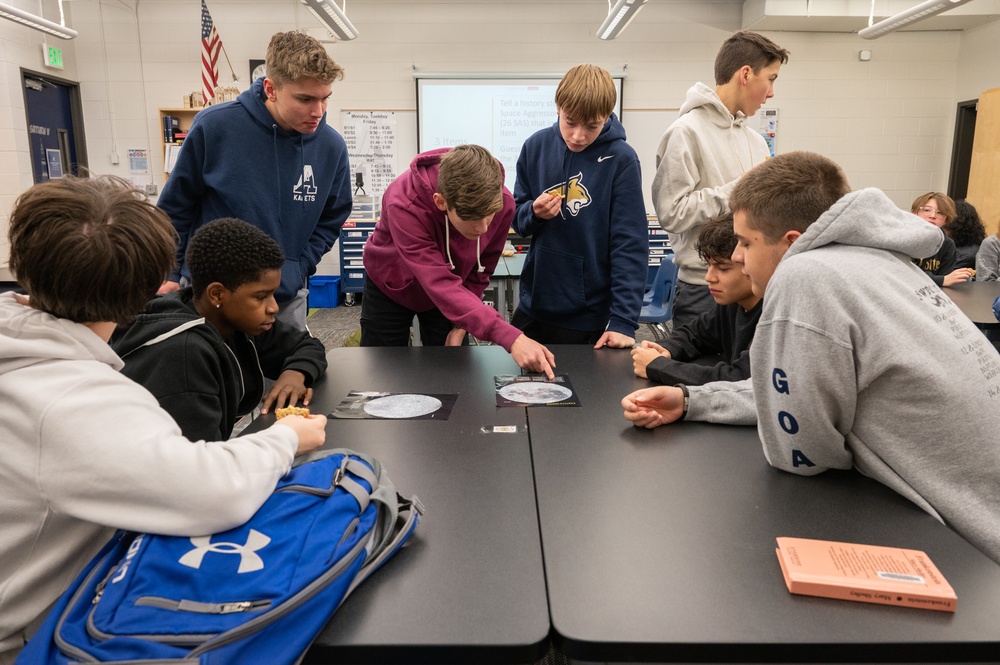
[943,268,975,287]
[510,334,556,380]
[621,386,685,429]
[594,331,634,349]
[262,369,312,415]
[445,327,467,347]
[631,341,671,378]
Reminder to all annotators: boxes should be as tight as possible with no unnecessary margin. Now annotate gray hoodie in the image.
[688,188,1000,564]
[651,83,770,285]
[0,293,297,659]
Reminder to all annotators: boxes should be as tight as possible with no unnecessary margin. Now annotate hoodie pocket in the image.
[530,246,587,314]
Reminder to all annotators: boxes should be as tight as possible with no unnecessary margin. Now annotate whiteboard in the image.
[338,106,678,215]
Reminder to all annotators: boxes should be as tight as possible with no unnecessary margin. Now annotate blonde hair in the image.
[555,64,616,122]
[437,145,504,220]
[265,31,345,87]
[910,192,956,225]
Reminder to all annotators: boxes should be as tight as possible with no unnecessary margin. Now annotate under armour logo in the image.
[179,529,271,573]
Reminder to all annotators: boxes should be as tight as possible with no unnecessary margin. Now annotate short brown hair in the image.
[730,151,850,241]
[265,31,345,87]
[437,145,504,220]
[696,214,738,263]
[555,64,616,122]
[910,192,956,225]
[8,176,177,324]
[715,30,790,86]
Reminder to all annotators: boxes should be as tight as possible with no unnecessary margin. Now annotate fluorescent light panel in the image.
[859,0,976,39]
[0,2,77,39]
[598,0,648,40]
[300,0,358,41]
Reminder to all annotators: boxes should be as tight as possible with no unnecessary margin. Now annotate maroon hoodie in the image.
[362,148,521,350]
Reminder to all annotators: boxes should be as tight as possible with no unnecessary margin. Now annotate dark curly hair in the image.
[186,218,284,297]
[945,200,986,248]
[695,214,738,263]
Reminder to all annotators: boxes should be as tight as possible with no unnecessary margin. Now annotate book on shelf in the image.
[164,144,181,174]
[775,537,956,612]
[162,115,180,143]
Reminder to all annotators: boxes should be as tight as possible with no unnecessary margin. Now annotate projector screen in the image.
[416,76,624,192]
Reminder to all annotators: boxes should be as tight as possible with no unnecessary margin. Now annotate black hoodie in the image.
[111,289,327,440]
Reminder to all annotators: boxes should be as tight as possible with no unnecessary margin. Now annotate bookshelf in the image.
[157,108,200,180]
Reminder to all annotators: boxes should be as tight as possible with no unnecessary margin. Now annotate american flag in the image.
[201,0,221,102]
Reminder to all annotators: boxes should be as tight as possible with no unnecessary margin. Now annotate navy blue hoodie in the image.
[513,114,648,335]
[158,78,353,303]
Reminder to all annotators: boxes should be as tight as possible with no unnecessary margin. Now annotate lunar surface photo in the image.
[497,382,573,405]
[363,394,443,419]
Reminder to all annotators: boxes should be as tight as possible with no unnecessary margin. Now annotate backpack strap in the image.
[346,492,424,597]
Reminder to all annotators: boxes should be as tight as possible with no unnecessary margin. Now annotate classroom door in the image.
[23,71,87,183]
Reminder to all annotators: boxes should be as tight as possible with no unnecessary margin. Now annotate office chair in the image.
[639,255,678,339]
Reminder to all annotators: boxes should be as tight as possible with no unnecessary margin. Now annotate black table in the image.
[251,346,550,665]
[529,345,1000,663]
[946,280,1000,329]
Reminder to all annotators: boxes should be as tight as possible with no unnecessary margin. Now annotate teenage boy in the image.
[0,176,326,661]
[361,144,556,379]
[157,30,352,330]
[512,63,648,348]
[113,218,328,441]
[652,30,788,331]
[631,214,762,385]
[622,151,1000,564]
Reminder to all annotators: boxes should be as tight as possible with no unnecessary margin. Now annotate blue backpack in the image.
[18,449,422,664]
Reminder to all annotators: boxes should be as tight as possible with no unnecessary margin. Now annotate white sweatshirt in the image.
[0,293,298,658]
[688,189,1000,564]
[651,83,770,285]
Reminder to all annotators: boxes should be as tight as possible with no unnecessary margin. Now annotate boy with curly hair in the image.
[113,217,328,441]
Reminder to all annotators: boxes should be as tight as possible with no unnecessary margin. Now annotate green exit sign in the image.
[44,45,63,70]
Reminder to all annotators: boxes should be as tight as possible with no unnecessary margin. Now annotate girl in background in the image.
[910,192,974,286]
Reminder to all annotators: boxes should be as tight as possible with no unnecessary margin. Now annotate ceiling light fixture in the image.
[859,0,977,39]
[300,0,358,41]
[0,1,77,40]
[598,0,648,40]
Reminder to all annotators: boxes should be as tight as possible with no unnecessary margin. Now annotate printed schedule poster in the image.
[341,111,400,199]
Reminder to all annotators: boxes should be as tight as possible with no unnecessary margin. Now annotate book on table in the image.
[775,537,956,612]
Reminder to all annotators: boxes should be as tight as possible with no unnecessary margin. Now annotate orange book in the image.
[775,537,956,612]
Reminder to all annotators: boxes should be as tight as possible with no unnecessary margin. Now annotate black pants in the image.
[360,275,462,347]
[510,307,603,345]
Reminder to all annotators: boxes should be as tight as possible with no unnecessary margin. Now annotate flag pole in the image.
[220,42,239,83]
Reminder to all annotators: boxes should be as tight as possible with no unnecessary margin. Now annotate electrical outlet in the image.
[110,152,119,165]
[144,183,158,195]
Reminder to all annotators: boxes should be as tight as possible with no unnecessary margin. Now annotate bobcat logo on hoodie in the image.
[545,172,591,217]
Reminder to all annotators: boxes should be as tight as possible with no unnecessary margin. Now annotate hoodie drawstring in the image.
[443,214,484,273]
